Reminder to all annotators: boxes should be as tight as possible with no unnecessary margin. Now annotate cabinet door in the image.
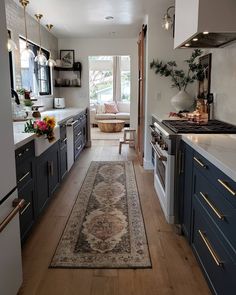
[48,142,60,196]
[18,180,35,242]
[60,144,67,180]
[178,141,194,241]
[36,153,49,215]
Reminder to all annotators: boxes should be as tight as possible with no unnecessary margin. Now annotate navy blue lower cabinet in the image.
[18,180,35,242]
[15,140,36,242]
[35,141,60,215]
[178,140,194,241]
[192,195,236,295]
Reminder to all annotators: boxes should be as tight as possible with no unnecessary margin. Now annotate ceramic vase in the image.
[171,90,194,112]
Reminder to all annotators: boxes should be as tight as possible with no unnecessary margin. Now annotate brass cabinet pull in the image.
[48,161,54,177]
[18,171,30,183]
[0,199,25,233]
[217,179,236,196]
[194,157,206,168]
[198,230,223,267]
[199,192,224,220]
[20,202,31,215]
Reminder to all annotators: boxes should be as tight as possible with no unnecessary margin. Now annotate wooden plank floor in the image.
[19,140,210,295]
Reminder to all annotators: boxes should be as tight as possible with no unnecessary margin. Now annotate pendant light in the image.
[35,14,47,65]
[19,0,35,58]
[7,31,17,52]
[45,24,56,67]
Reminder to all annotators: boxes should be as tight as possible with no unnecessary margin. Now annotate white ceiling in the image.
[13,0,169,39]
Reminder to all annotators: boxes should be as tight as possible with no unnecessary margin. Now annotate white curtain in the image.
[113,56,121,102]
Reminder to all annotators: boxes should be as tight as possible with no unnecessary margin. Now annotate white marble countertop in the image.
[182,134,236,182]
[13,107,86,150]
[152,113,184,122]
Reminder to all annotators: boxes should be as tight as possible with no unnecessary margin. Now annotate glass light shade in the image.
[21,47,35,59]
[162,14,173,30]
[46,58,57,67]
[7,38,18,52]
[35,51,47,65]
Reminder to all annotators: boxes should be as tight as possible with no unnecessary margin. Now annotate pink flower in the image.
[36,120,48,131]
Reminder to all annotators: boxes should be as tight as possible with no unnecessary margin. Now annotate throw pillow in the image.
[104,102,118,114]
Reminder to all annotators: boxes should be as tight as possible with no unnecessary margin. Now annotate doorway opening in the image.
[89,55,131,141]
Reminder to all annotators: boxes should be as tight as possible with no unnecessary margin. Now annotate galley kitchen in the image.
[1,0,236,295]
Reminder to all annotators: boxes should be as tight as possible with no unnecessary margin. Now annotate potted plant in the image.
[150,49,206,111]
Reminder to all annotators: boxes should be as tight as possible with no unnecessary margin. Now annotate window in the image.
[89,56,130,104]
[19,38,51,96]
[8,30,14,89]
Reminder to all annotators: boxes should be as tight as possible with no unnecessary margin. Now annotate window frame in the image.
[19,37,52,96]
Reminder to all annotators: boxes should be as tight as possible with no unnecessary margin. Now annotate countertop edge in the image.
[14,134,36,150]
[14,108,86,150]
[181,135,236,182]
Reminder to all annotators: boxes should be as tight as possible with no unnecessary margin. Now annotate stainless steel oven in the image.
[150,122,176,224]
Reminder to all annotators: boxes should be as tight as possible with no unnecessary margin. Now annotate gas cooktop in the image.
[162,120,236,134]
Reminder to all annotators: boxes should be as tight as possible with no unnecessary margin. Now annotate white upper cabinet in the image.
[174,0,236,48]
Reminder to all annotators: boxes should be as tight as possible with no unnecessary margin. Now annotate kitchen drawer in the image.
[192,196,236,295]
[18,180,35,242]
[194,169,236,250]
[74,125,83,143]
[193,150,236,209]
[16,160,34,190]
[74,138,83,161]
[15,140,35,166]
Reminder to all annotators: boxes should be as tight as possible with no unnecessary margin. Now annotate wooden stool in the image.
[119,128,136,154]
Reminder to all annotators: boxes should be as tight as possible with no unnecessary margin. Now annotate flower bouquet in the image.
[24,116,56,142]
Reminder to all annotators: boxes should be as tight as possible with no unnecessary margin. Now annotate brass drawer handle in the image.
[198,230,223,267]
[194,157,206,168]
[0,199,25,233]
[21,202,31,215]
[199,192,224,220]
[18,171,30,183]
[217,179,236,196]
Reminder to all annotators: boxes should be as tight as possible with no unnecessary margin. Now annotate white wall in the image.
[58,38,138,129]
[143,1,197,169]
[207,43,236,125]
[5,0,59,109]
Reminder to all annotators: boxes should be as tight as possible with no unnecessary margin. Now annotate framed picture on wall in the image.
[60,49,75,68]
[198,53,212,99]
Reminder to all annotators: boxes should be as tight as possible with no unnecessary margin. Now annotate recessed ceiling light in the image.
[203,31,209,35]
[105,16,114,20]
[185,43,190,47]
[193,38,198,41]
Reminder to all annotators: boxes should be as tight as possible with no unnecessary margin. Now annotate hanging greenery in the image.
[150,49,206,91]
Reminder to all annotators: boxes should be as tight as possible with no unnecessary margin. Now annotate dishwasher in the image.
[66,118,78,171]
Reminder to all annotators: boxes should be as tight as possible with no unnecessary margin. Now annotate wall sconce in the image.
[162,6,175,31]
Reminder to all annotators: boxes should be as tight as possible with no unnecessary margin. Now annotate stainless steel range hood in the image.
[174,0,236,49]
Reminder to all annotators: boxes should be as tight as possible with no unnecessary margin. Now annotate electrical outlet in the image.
[157,92,162,101]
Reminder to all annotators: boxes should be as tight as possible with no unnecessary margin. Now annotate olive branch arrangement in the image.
[150,49,206,91]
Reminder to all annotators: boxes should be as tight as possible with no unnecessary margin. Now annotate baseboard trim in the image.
[143,159,154,170]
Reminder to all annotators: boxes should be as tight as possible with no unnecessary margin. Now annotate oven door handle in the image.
[150,141,167,162]
[149,125,155,133]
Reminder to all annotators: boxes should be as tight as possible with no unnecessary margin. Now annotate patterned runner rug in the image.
[50,161,151,268]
